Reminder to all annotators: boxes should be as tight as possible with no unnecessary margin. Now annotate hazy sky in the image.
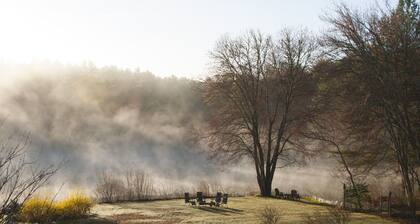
[0,0,395,78]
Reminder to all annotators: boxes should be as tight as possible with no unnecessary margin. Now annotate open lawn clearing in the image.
[59,196,399,224]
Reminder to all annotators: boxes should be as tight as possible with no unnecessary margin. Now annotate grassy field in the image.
[65,197,399,224]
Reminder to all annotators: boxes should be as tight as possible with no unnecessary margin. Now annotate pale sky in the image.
[0,0,395,78]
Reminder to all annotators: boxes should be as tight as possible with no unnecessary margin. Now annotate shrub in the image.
[56,192,93,219]
[344,182,370,209]
[258,206,282,224]
[95,170,126,202]
[96,169,154,202]
[19,197,57,223]
[303,206,350,224]
[19,192,93,223]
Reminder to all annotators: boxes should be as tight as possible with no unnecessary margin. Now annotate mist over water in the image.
[0,63,342,199]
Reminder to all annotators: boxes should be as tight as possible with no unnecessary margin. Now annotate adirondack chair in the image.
[291,189,300,200]
[279,191,284,199]
[196,192,206,205]
[275,188,280,198]
[184,192,196,205]
[214,192,222,207]
[275,188,285,199]
[221,193,228,207]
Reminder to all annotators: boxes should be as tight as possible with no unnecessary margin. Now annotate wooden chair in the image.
[221,193,228,207]
[184,192,196,205]
[196,192,206,205]
[291,189,300,200]
[275,188,280,198]
[214,192,222,207]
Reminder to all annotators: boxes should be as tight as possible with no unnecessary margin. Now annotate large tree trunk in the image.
[403,180,417,224]
[256,166,274,197]
[407,192,417,224]
[401,162,417,223]
[257,180,272,196]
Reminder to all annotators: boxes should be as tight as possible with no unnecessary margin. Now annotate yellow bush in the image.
[19,197,57,223]
[19,192,93,223]
[56,192,93,219]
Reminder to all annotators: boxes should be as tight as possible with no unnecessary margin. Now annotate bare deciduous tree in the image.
[125,169,154,201]
[323,1,420,220]
[0,127,58,223]
[197,180,211,196]
[203,30,318,196]
[95,170,125,203]
[307,110,364,209]
[96,169,154,203]
[307,60,394,209]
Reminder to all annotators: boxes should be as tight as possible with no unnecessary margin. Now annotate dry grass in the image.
[19,197,57,223]
[56,192,93,219]
[66,196,398,224]
[19,192,93,223]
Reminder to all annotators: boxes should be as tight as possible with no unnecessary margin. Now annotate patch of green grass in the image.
[68,196,398,224]
[301,196,322,204]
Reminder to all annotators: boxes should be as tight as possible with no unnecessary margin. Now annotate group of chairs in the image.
[274,188,300,200]
[184,192,228,207]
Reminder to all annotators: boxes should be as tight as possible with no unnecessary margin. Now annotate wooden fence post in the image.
[343,183,346,209]
[388,191,392,216]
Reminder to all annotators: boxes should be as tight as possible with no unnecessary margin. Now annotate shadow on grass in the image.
[294,199,333,207]
[269,196,332,207]
[56,215,117,224]
[195,206,243,215]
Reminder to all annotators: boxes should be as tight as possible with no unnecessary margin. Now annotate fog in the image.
[0,62,342,199]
